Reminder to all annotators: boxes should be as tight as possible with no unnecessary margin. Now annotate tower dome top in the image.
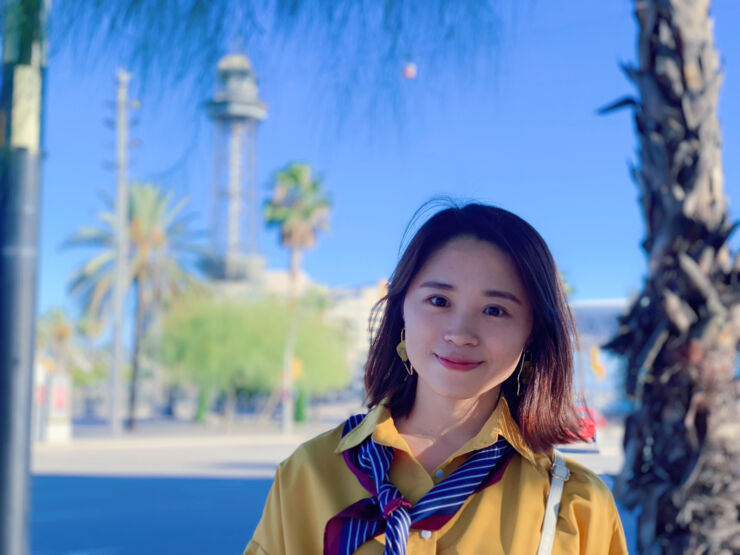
[217,54,252,73]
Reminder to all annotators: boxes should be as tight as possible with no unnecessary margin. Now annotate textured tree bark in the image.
[605,1,740,553]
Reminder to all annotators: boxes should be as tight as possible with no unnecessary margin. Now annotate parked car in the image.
[566,406,606,443]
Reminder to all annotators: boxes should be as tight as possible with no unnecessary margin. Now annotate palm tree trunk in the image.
[280,246,302,434]
[280,315,298,435]
[126,280,146,430]
[606,1,740,552]
[289,247,301,297]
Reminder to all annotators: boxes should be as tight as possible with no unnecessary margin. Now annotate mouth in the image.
[434,354,483,371]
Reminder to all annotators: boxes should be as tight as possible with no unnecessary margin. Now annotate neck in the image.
[398,385,501,444]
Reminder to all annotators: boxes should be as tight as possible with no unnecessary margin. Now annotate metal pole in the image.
[226,120,242,277]
[281,315,298,435]
[246,119,257,256]
[110,69,131,437]
[0,1,47,553]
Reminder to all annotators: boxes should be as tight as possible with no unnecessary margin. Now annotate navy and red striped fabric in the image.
[324,413,514,555]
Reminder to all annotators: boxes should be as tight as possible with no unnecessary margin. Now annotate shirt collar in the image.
[335,396,538,466]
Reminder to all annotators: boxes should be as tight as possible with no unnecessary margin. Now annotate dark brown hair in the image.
[364,202,580,452]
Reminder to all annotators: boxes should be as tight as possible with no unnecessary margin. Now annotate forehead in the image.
[411,236,527,295]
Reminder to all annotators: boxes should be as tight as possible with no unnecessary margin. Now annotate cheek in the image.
[402,298,424,331]
[402,304,434,354]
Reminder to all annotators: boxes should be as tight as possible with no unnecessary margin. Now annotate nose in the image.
[443,313,479,347]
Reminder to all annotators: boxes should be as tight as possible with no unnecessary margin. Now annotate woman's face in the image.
[402,236,534,404]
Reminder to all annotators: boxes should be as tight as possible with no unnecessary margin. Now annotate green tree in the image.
[66,182,201,429]
[159,295,350,421]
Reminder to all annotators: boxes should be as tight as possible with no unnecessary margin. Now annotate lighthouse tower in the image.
[206,54,268,281]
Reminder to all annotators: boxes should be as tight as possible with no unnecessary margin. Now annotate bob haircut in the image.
[364,202,580,453]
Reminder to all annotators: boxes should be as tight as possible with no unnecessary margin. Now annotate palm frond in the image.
[63,226,115,249]
[88,272,116,319]
[66,182,203,328]
[265,162,332,250]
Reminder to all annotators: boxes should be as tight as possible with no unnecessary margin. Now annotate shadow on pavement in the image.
[31,475,272,555]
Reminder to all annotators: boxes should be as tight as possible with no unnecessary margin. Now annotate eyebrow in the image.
[418,281,523,305]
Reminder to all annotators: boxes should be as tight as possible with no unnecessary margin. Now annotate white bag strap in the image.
[537,449,570,555]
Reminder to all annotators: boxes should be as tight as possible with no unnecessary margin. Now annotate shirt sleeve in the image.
[555,459,629,555]
[243,539,269,555]
[606,495,629,555]
[244,468,286,555]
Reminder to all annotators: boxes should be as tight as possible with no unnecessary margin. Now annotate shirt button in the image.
[420,530,432,539]
[434,469,444,479]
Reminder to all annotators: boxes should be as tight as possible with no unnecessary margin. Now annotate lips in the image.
[434,353,482,371]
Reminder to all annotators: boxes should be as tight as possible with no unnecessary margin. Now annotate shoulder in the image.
[556,454,625,539]
[556,455,629,553]
[559,455,615,506]
[275,421,351,484]
[521,450,616,509]
[268,420,370,528]
[248,422,361,555]
[280,422,344,466]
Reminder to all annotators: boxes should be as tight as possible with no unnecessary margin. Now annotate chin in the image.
[420,372,507,403]
[429,382,496,402]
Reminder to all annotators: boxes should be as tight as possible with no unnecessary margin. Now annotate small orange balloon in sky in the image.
[403,62,417,79]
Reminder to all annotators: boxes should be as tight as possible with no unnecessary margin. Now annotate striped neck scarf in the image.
[324,413,514,555]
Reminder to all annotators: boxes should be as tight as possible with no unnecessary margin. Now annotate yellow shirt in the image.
[245,399,628,554]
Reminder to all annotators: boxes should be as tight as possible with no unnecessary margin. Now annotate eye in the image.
[484,305,508,317]
[427,295,448,307]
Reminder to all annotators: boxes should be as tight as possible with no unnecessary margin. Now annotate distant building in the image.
[569,298,629,411]
[327,280,387,391]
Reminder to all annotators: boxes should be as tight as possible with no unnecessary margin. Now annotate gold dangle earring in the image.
[395,328,414,376]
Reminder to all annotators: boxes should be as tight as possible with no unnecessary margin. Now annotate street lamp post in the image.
[0,1,47,553]
[110,69,132,436]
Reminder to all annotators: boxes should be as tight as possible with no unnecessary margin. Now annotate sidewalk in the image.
[32,401,364,479]
[33,400,624,479]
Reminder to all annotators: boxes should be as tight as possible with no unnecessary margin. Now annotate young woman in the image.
[246,203,628,554]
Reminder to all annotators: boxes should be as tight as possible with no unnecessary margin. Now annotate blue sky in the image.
[40,0,740,316]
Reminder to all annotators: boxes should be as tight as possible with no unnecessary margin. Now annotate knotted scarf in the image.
[324,413,514,555]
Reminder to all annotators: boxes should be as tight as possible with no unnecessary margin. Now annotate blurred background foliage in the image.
[159,293,351,399]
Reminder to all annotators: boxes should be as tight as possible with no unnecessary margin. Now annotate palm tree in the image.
[35,308,90,376]
[602,1,740,552]
[67,182,202,430]
[35,309,102,421]
[265,163,331,293]
[264,163,331,432]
